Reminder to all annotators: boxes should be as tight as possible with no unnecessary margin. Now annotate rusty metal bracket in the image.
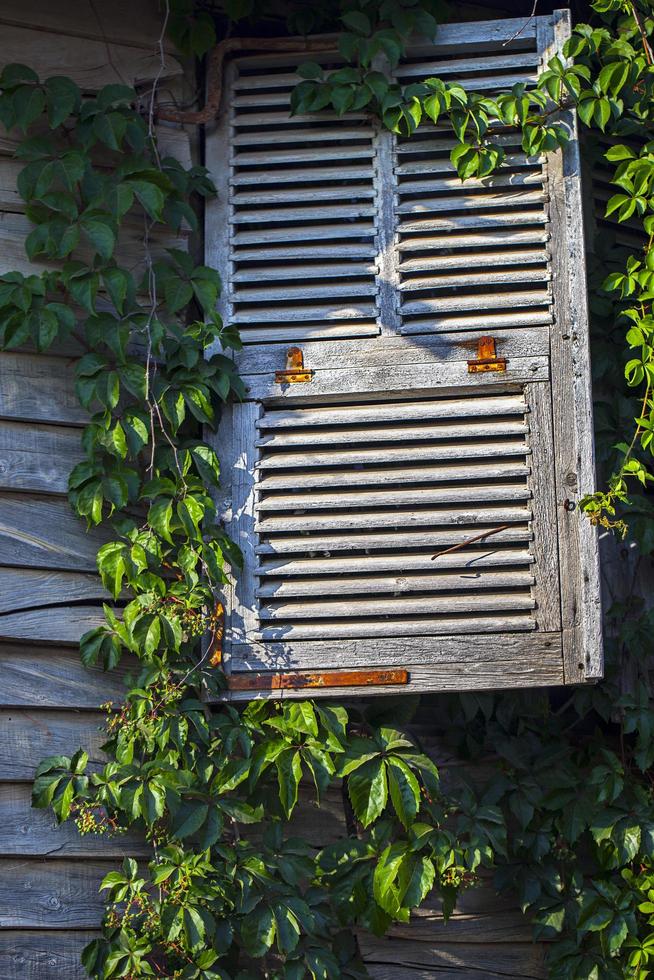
[208,602,224,667]
[468,336,507,374]
[228,668,409,692]
[274,347,314,384]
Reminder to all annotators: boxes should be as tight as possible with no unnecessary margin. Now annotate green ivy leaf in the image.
[276,749,303,818]
[348,757,388,828]
[241,904,276,958]
[341,11,371,35]
[172,801,209,840]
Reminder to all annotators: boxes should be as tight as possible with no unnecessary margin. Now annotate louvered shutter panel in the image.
[206,10,602,699]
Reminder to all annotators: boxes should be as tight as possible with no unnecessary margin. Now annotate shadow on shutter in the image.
[206,11,602,698]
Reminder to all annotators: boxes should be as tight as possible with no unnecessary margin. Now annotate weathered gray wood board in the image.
[0,643,134,707]
[0,606,107,645]
[0,932,94,980]
[0,859,112,927]
[0,493,109,571]
[0,25,181,90]
[0,710,107,781]
[0,0,177,51]
[0,784,150,858]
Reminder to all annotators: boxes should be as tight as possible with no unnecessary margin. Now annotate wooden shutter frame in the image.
[206,10,602,698]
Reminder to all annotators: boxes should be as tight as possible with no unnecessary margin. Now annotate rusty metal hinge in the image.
[228,668,409,692]
[467,336,507,374]
[208,602,224,667]
[274,347,313,384]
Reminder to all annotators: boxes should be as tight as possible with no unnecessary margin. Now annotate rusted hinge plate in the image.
[468,336,506,373]
[228,668,409,691]
[275,346,314,384]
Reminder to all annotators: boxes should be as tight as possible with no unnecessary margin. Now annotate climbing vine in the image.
[0,0,652,977]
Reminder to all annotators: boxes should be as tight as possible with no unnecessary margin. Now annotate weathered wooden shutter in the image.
[206,10,602,699]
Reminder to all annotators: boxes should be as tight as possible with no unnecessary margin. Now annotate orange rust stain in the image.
[228,668,409,692]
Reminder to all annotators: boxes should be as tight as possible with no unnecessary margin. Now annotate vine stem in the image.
[629,1,654,67]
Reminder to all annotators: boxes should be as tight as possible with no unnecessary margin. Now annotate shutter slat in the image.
[398,171,545,194]
[398,229,550,251]
[256,484,532,512]
[259,592,536,620]
[232,126,372,145]
[398,211,548,233]
[395,132,526,155]
[233,185,376,204]
[396,153,544,176]
[255,526,533,555]
[399,290,551,315]
[234,302,377,323]
[234,243,376,261]
[232,203,376,223]
[233,71,316,91]
[231,164,374,184]
[399,250,547,272]
[237,323,379,344]
[394,51,539,76]
[258,461,530,490]
[258,420,528,448]
[233,222,375,244]
[259,614,536,640]
[259,393,526,428]
[256,505,532,533]
[233,146,374,165]
[396,189,548,214]
[233,110,369,127]
[399,310,553,334]
[396,71,540,91]
[233,281,377,302]
[257,547,534,575]
[257,569,535,598]
[258,440,530,470]
[398,270,551,291]
[234,262,377,282]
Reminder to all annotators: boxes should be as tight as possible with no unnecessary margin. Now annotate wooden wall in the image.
[0,1,546,977]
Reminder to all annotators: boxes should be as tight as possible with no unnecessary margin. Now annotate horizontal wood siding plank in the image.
[0,211,188,283]
[0,124,191,168]
[0,24,181,89]
[0,932,545,980]
[0,710,107,782]
[0,0,176,49]
[0,931,93,980]
[0,493,108,571]
[0,859,109,927]
[0,568,109,614]
[0,606,106,645]
[0,784,150,857]
[361,937,545,978]
[0,353,85,426]
[0,421,82,494]
[0,643,134,708]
